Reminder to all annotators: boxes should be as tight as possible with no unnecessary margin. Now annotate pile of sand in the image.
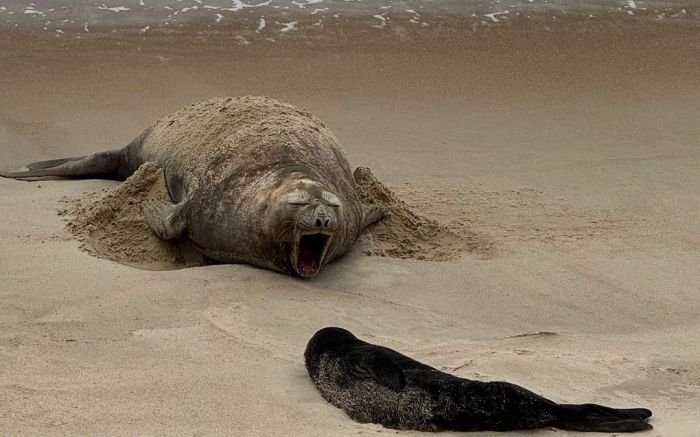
[58,162,204,270]
[60,163,643,269]
[353,167,495,261]
[58,163,489,270]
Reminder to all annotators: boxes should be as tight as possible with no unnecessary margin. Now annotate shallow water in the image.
[1,0,694,36]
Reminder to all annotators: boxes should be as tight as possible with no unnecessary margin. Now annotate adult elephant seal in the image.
[305,327,653,432]
[0,96,384,277]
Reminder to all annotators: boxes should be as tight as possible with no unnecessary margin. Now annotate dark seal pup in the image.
[0,96,384,277]
[305,327,652,432]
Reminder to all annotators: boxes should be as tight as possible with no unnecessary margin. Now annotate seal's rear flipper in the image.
[555,403,652,432]
[0,150,124,181]
[26,157,83,170]
[142,199,188,241]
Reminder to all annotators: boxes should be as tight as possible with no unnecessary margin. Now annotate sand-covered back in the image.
[141,96,338,181]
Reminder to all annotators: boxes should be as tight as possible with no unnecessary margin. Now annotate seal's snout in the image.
[313,205,335,230]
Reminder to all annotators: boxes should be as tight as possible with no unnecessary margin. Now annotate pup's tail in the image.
[554,403,652,432]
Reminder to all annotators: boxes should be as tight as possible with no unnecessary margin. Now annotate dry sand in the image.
[1,12,699,437]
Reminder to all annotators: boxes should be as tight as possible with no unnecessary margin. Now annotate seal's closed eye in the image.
[322,191,341,207]
[283,190,310,206]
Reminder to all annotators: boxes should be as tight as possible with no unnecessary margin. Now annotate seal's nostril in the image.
[324,219,330,227]
[315,218,322,227]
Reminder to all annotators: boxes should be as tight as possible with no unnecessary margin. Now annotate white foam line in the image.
[140,25,150,33]
[484,10,509,22]
[279,21,297,32]
[256,17,266,32]
[83,22,89,31]
[98,5,131,13]
[139,0,145,5]
[372,12,387,28]
[204,5,219,9]
[291,0,323,8]
[174,6,198,15]
[311,7,328,14]
[24,6,46,16]
[215,13,224,22]
[626,0,638,9]
[221,0,271,12]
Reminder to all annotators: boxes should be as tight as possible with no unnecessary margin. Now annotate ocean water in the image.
[0,0,694,35]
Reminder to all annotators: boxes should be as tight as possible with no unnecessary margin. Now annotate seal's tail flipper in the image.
[554,403,652,432]
[0,150,124,181]
[26,156,84,170]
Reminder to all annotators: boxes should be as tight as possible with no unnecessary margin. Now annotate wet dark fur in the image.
[305,327,653,433]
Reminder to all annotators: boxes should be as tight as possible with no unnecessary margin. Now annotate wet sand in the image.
[1,10,699,436]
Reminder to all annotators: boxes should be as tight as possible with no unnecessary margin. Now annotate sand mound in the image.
[58,164,491,270]
[353,167,495,261]
[58,162,205,270]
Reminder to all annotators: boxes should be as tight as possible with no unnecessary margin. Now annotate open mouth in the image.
[294,233,332,277]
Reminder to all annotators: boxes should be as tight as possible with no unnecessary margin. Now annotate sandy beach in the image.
[1,1,699,435]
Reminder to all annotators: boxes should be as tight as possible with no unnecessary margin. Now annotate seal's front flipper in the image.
[142,199,188,241]
[361,204,386,232]
[342,349,406,392]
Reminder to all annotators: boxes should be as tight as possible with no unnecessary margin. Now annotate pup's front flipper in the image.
[342,348,406,392]
[142,199,188,240]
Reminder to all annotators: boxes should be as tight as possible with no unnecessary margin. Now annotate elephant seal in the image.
[0,96,384,277]
[305,327,653,432]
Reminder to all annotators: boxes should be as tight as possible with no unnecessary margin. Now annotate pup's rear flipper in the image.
[555,403,652,432]
[0,150,124,181]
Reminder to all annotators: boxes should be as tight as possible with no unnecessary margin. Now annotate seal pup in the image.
[0,97,384,277]
[305,327,653,432]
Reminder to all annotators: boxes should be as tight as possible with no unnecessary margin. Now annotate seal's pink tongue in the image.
[299,245,317,273]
